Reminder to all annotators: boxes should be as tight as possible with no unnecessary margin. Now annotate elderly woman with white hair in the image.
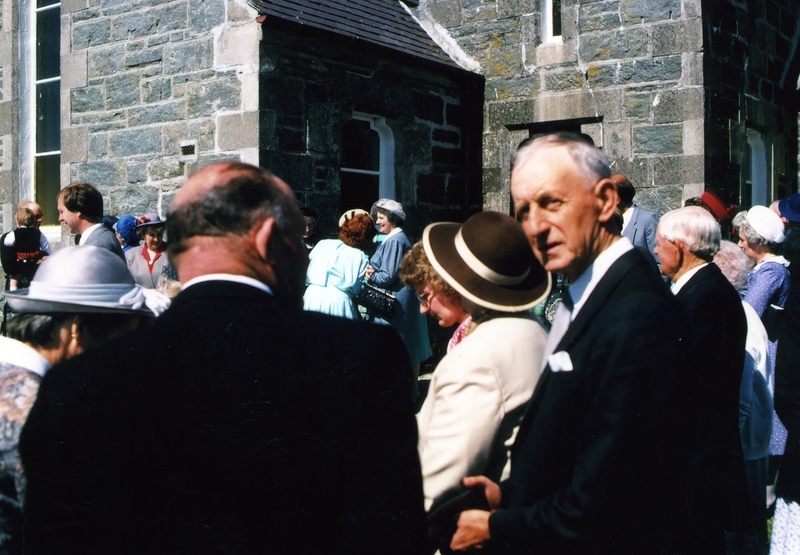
[734,205,792,508]
[0,246,168,552]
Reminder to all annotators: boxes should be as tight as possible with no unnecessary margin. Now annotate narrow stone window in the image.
[22,0,61,226]
[744,130,771,207]
[339,113,395,213]
[542,0,562,43]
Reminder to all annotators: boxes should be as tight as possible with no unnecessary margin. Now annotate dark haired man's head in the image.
[611,175,635,209]
[57,182,104,234]
[168,162,306,304]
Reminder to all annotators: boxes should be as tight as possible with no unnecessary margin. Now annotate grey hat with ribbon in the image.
[371,199,406,222]
[3,245,170,317]
[423,211,551,312]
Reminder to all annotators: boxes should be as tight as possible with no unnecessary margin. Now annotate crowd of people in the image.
[0,133,798,554]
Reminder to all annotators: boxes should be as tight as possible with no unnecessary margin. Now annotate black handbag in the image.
[355,281,398,317]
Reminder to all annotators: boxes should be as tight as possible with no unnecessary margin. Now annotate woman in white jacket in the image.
[409,211,550,514]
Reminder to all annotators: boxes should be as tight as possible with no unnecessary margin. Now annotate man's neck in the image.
[671,254,707,284]
[76,219,100,235]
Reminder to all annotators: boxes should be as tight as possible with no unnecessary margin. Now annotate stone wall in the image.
[0,0,18,234]
[703,0,799,206]
[59,0,260,244]
[258,23,483,239]
[416,0,706,215]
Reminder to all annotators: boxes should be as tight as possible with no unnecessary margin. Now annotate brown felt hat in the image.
[423,211,551,312]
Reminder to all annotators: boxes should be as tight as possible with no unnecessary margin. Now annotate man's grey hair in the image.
[658,206,721,260]
[713,240,752,292]
[511,132,611,187]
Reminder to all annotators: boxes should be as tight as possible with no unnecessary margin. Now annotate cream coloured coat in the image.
[416,314,547,511]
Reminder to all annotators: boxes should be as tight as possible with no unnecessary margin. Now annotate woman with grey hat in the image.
[413,211,550,522]
[0,245,168,552]
[364,199,432,400]
[126,213,171,289]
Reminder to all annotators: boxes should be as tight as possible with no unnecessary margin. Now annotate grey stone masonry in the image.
[415,0,708,214]
[61,0,260,230]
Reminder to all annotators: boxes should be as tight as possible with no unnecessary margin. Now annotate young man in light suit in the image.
[613,173,660,263]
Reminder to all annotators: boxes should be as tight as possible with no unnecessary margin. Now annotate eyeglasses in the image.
[415,289,434,307]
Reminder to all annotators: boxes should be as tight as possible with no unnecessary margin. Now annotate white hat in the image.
[4,246,169,316]
[338,209,370,228]
[746,205,785,244]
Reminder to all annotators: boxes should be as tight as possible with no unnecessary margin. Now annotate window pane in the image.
[552,0,562,37]
[342,119,379,171]
[34,154,60,226]
[340,172,379,215]
[36,7,61,80]
[37,0,60,9]
[36,80,61,153]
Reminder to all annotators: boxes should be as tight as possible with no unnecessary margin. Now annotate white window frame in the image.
[746,130,770,207]
[542,0,562,44]
[340,112,395,200]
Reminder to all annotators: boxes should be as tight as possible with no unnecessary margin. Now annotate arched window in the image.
[340,113,395,213]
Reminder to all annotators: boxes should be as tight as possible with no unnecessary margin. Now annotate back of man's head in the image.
[612,175,635,206]
[60,182,104,221]
[658,206,721,260]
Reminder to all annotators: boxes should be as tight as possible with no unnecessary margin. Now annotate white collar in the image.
[78,223,103,244]
[670,262,709,295]
[754,254,790,269]
[0,336,51,377]
[621,204,634,232]
[385,227,402,239]
[181,273,273,295]
[568,237,634,320]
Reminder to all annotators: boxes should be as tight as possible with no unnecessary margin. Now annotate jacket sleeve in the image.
[368,237,407,288]
[776,291,800,437]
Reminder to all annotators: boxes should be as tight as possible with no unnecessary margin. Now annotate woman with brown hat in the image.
[413,211,550,518]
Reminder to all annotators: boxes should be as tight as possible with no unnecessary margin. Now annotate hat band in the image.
[454,229,530,286]
[27,282,144,309]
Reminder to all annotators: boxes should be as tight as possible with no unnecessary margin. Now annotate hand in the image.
[364,265,374,280]
[450,510,491,551]
[461,475,502,509]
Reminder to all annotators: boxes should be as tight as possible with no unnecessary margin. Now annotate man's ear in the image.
[253,217,276,261]
[594,178,620,223]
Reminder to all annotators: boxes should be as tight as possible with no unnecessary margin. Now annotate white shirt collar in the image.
[0,336,51,378]
[621,205,634,233]
[385,227,402,239]
[670,262,709,295]
[78,223,103,244]
[181,273,273,295]
[568,237,634,320]
[754,254,790,269]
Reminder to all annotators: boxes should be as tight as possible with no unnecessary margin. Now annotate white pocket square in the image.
[548,351,573,372]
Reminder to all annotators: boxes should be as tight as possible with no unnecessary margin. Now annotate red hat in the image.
[700,190,736,222]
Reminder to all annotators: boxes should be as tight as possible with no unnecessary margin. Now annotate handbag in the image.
[355,281,398,317]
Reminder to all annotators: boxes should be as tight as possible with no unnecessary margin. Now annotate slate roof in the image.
[248,0,461,70]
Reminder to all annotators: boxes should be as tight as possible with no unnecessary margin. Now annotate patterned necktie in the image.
[541,291,573,372]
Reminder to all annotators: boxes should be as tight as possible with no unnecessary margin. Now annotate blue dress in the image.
[744,255,791,456]
[368,229,432,365]
[303,239,369,320]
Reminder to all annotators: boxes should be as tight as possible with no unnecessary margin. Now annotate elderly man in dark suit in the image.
[57,182,125,259]
[449,132,691,554]
[20,162,426,554]
[655,206,752,553]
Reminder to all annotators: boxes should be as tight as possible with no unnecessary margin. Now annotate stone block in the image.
[579,28,649,62]
[189,0,225,33]
[129,101,184,126]
[126,161,148,183]
[496,0,535,18]
[163,119,216,155]
[534,41,578,66]
[0,103,11,136]
[88,44,125,77]
[147,34,169,47]
[487,99,534,130]
[216,21,259,68]
[427,0,461,28]
[636,184,683,214]
[164,38,213,74]
[111,3,186,41]
[652,18,702,56]
[259,151,313,191]
[680,52,703,87]
[414,92,445,125]
[608,156,649,188]
[109,127,162,157]
[88,133,108,159]
[487,76,539,101]
[100,0,130,16]
[71,87,104,112]
[73,160,124,187]
[62,51,88,90]
[105,73,140,109]
[652,87,703,124]
[125,47,163,68]
[417,173,446,204]
[72,18,111,49]
[186,78,241,118]
[534,91,596,122]
[543,68,584,92]
[216,111,258,150]
[683,118,703,156]
[227,0,255,22]
[633,124,683,155]
[71,7,101,22]
[433,129,460,145]
[592,88,623,121]
[621,0,680,24]
[109,185,158,215]
[579,13,623,33]
[588,55,682,87]
[147,159,184,181]
[63,0,90,14]
[61,127,88,163]
[653,155,704,186]
[580,0,620,19]
[142,78,172,103]
[623,92,650,119]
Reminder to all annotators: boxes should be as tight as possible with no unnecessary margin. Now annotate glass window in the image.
[340,114,394,214]
[542,0,562,43]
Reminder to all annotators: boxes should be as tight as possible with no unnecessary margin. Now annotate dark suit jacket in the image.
[622,205,659,262]
[775,287,800,503]
[20,281,426,554]
[674,263,750,552]
[82,224,125,260]
[488,247,691,554]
